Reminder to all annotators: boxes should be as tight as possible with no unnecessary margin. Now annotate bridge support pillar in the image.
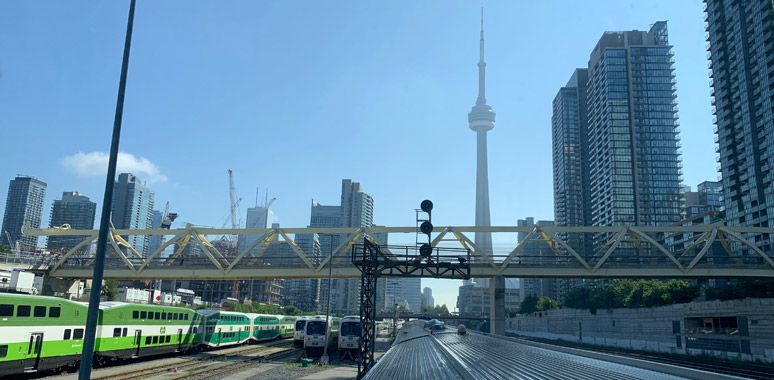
[489,275,505,335]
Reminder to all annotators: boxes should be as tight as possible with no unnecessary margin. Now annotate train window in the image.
[17,305,30,317]
[49,307,61,318]
[0,304,12,317]
[34,306,46,318]
[165,336,171,343]
[63,329,71,340]
[193,327,198,334]
[172,313,178,320]
[74,329,84,340]
[161,312,167,320]
[0,345,6,358]
[152,336,158,344]
[113,328,121,338]
[155,312,160,319]
[133,311,139,319]
[184,314,189,320]
[145,336,151,345]
[141,311,147,319]
[123,328,128,337]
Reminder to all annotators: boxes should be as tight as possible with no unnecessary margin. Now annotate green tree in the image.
[536,297,558,311]
[561,287,592,309]
[102,280,118,301]
[518,294,539,314]
[283,305,302,316]
[0,245,10,254]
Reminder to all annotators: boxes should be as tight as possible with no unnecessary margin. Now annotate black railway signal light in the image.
[420,244,432,257]
[420,199,433,214]
[420,221,433,235]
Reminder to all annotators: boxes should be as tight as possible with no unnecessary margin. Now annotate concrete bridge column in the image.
[489,275,505,335]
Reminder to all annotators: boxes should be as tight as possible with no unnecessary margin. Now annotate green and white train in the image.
[0,294,300,377]
[246,314,297,342]
[303,316,341,355]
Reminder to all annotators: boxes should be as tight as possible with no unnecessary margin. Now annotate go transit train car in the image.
[278,315,296,339]
[197,310,251,347]
[293,316,309,347]
[303,316,340,354]
[0,293,87,376]
[0,294,298,377]
[93,302,201,363]
[246,313,279,342]
[338,316,360,352]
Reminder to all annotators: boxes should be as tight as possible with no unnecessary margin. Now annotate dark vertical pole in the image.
[78,1,136,378]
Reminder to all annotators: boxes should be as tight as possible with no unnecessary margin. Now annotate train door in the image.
[177,329,183,351]
[133,330,142,357]
[24,333,43,372]
[216,328,221,346]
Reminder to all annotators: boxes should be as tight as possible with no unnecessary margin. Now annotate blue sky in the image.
[0,1,716,309]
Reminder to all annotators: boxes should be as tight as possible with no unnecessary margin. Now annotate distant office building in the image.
[587,22,683,229]
[244,204,274,253]
[422,287,434,310]
[286,232,321,312]
[384,278,421,313]
[303,181,376,315]
[307,199,342,314]
[668,181,726,260]
[47,192,96,253]
[516,217,561,302]
[706,0,774,255]
[457,283,519,316]
[683,181,723,219]
[111,173,154,256]
[552,68,593,259]
[340,179,374,230]
[332,179,375,316]
[2,176,46,249]
[698,181,723,210]
[147,210,163,255]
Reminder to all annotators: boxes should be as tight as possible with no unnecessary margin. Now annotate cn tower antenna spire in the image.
[468,8,495,288]
[477,7,486,105]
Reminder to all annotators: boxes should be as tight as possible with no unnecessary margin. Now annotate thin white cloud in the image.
[61,152,168,184]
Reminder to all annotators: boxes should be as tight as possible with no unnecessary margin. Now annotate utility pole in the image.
[78,1,136,379]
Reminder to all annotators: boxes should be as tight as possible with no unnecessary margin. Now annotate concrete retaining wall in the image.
[506,298,774,363]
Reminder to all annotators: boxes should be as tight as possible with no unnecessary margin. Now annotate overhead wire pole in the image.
[78,0,136,378]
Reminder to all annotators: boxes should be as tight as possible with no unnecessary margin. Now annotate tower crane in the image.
[154,201,178,292]
[3,230,16,256]
[227,170,243,299]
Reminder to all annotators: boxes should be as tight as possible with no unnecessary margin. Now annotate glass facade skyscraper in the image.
[705,0,774,254]
[1,176,47,249]
[47,192,96,253]
[111,173,155,256]
[587,22,683,229]
[553,68,592,258]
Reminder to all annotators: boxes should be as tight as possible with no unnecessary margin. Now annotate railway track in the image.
[180,347,301,380]
[509,334,774,380]
[91,341,291,380]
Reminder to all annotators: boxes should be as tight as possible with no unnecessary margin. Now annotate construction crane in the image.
[227,170,242,299]
[154,201,179,255]
[3,230,15,256]
[154,201,178,292]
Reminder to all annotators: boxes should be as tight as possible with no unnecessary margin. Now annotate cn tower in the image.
[468,9,495,288]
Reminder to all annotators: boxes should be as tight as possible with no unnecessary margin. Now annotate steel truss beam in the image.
[22,224,774,279]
